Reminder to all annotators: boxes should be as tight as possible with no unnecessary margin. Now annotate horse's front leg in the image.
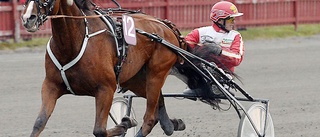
[93,85,116,137]
[136,92,160,137]
[30,80,62,137]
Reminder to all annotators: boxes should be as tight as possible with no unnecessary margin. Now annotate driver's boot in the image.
[182,88,203,101]
[182,88,202,96]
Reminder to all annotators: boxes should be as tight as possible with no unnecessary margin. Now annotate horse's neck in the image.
[50,4,87,62]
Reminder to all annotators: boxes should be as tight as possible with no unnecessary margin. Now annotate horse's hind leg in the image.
[158,92,174,135]
[158,92,186,135]
[136,59,178,136]
[135,74,164,137]
[30,81,61,137]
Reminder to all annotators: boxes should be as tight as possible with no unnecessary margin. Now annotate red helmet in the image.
[210,1,243,22]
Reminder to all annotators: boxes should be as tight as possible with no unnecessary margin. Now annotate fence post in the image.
[165,0,169,20]
[12,0,20,42]
[294,0,299,31]
[229,0,236,4]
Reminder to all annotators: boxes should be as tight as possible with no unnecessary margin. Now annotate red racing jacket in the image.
[185,24,244,72]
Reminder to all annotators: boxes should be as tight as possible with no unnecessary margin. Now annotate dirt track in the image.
[1,35,320,137]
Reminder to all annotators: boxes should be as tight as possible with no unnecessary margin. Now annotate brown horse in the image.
[21,0,185,136]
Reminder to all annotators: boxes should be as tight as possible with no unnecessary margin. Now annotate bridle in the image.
[24,0,57,26]
[24,0,111,26]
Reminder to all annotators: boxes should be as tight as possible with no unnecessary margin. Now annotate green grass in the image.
[182,23,320,41]
[1,23,320,50]
[0,37,50,50]
[239,24,320,40]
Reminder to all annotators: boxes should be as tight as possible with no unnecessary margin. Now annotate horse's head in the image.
[21,0,74,32]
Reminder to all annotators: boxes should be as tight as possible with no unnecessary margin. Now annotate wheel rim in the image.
[107,97,137,137]
[238,103,274,137]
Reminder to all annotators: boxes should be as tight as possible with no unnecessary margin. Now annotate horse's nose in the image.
[28,15,37,22]
[22,14,37,28]
[22,14,38,32]
[22,14,36,23]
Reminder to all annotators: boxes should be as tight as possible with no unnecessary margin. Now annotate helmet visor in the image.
[230,12,244,18]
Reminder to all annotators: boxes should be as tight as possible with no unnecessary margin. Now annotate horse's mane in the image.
[74,0,94,10]
[159,19,188,51]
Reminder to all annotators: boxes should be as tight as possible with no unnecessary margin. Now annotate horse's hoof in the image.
[134,128,145,137]
[171,118,186,131]
[160,119,174,136]
[121,116,138,128]
[161,124,174,136]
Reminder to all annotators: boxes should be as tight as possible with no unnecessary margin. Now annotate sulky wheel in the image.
[107,97,137,137]
[238,103,274,137]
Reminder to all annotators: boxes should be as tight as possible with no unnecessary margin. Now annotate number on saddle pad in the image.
[122,14,137,45]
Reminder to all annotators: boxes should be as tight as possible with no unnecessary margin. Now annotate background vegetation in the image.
[1,24,320,50]
[238,23,320,40]
[182,23,320,40]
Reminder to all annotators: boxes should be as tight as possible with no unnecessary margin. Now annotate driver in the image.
[183,1,245,96]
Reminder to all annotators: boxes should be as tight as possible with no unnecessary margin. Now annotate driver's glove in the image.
[202,41,222,56]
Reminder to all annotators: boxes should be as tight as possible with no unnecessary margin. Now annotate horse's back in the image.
[111,12,180,95]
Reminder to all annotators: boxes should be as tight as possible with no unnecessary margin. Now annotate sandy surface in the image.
[1,35,320,137]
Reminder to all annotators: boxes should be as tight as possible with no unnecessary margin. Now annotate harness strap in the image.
[94,9,128,89]
[94,10,120,57]
[47,10,108,94]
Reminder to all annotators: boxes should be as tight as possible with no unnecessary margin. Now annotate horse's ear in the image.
[66,0,74,6]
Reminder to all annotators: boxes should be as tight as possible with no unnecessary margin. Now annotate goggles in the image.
[225,17,235,23]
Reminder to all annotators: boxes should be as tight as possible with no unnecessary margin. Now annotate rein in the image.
[48,14,109,19]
